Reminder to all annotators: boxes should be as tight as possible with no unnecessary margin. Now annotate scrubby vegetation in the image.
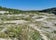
[0,6,56,40]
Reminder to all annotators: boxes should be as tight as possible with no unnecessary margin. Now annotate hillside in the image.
[0,6,56,40]
[0,6,22,14]
[39,7,56,15]
[0,6,56,15]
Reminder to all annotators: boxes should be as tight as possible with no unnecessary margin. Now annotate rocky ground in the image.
[0,12,56,40]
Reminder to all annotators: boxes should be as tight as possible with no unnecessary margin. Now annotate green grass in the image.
[0,24,42,40]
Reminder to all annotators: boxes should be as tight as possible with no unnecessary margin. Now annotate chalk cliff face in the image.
[0,6,56,40]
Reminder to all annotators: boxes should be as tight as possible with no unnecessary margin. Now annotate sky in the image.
[0,0,56,10]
